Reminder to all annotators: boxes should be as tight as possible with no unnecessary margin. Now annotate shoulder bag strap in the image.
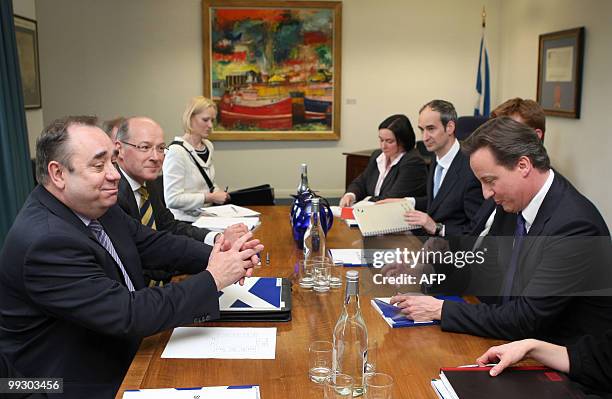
[169,141,215,192]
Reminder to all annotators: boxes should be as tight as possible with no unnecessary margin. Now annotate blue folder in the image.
[371,296,465,328]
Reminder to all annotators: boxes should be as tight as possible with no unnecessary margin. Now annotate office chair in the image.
[455,115,489,141]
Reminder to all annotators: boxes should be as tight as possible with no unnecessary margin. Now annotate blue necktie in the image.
[501,213,527,303]
[88,220,136,291]
[433,163,444,198]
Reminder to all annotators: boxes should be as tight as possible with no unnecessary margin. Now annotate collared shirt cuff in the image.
[204,231,220,246]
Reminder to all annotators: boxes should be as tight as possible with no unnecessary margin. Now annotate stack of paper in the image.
[329,249,367,266]
[193,216,260,231]
[123,385,261,399]
[200,204,260,217]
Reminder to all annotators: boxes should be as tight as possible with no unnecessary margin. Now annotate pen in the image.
[266,252,270,265]
[224,186,229,192]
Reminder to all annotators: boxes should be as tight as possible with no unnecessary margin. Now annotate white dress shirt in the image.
[521,169,554,233]
[435,138,460,188]
[374,151,405,196]
[119,166,218,245]
[473,169,555,249]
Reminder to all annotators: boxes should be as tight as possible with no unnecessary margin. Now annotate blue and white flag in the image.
[474,31,491,117]
[219,277,283,311]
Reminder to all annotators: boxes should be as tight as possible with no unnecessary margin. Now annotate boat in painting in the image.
[304,95,332,122]
[219,94,293,130]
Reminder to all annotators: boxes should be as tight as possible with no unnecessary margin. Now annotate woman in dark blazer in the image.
[339,114,427,206]
[477,331,612,395]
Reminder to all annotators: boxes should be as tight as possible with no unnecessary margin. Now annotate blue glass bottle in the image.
[290,164,333,249]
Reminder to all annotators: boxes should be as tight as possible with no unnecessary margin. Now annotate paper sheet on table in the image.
[199,204,260,217]
[329,249,367,265]
[123,385,260,399]
[161,327,277,359]
[193,216,260,231]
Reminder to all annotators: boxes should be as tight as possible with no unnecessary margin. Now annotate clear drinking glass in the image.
[313,260,331,292]
[324,373,354,398]
[364,372,394,399]
[329,260,343,288]
[309,340,332,383]
[365,340,377,376]
[298,259,314,288]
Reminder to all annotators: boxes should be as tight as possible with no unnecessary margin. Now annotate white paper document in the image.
[161,327,277,359]
[545,46,573,82]
[123,385,261,399]
[199,204,260,217]
[330,249,367,265]
[193,216,260,231]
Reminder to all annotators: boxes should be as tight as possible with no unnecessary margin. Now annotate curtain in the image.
[0,0,35,246]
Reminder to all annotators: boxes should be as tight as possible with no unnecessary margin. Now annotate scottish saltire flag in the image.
[474,31,491,117]
[219,277,283,310]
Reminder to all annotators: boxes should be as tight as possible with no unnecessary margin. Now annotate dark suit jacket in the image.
[441,172,612,345]
[0,186,219,399]
[117,170,212,241]
[414,148,484,236]
[568,330,612,394]
[346,148,427,202]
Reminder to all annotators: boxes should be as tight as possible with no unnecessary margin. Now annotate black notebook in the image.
[434,366,585,399]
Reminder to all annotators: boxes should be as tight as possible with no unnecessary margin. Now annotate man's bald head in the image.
[115,117,166,184]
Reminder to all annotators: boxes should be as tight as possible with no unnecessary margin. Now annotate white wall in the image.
[12,0,43,156]
[32,0,611,224]
[497,0,612,223]
[34,0,500,198]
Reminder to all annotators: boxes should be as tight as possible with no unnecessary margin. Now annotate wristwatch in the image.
[434,222,444,236]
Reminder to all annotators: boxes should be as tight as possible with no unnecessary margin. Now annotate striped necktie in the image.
[88,220,136,291]
[138,185,156,230]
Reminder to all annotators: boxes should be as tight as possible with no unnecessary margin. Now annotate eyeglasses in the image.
[120,141,167,154]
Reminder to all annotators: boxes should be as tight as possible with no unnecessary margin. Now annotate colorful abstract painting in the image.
[203,1,342,140]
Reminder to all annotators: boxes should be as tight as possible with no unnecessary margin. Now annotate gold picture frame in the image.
[203,0,342,141]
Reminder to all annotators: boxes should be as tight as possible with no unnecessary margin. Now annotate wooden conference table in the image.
[116,206,506,398]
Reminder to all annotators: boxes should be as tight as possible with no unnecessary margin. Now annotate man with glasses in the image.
[114,117,248,285]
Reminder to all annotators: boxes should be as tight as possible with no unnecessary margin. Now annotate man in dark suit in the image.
[114,117,247,285]
[390,117,612,345]
[0,116,264,398]
[382,100,483,237]
[467,98,547,239]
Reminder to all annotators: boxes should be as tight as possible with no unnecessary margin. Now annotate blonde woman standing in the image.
[164,96,229,222]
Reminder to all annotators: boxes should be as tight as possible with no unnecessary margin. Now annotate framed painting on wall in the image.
[202,0,342,141]
[14,15,42,109]
[536,27,584,119]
